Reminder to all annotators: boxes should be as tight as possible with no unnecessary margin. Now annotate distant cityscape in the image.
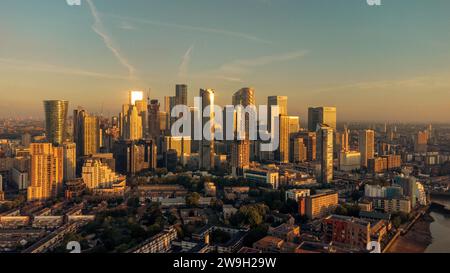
[0,87,449,254]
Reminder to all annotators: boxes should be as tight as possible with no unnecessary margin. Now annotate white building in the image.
[12,168,29,191]
[244,168,279,189]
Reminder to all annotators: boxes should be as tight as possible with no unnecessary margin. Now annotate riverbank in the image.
[386,212,433,253]
[386,201,450,253]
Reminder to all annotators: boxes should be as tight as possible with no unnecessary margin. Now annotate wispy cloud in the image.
[311,73,450,94]
[105,14,272,44]
[0,58,128,80]
[119,21,136,31]
[178,44,194,78]
[86,0,137,80]
[219,50,308,75]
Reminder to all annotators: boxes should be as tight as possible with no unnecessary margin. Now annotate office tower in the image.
[287,116,300,162]
[44,100,69,145]
[122,104,143,140]
[148,99,161,139]
[317,125,334,183]
[231,88,255,175]
[296,132,317,161]
[74,109,100,156]
[128,90,148,138]
[135,99,148,138]
[268,96,288,130]
[341,128,350,152]
[27,143,63,201]
[278,115,290,163]
[268,96,288,116]
[163,136,191,164]
[63,142,76,181]
[199,89,215,170]
[231,139,250,176]
[415,130,428,153]
[189,107,199,153]
[175,84,188,106]
[159,111,169,134]
[169,96,177,127]
[113,140,157,175]
[130,90,144,105]
[232,87,256,107]
[163,96,171,113]
[291,136,307,163]
[359,129,375,167]
[308,107,337,132]
[267,96,289,163]
[288,116,300,135]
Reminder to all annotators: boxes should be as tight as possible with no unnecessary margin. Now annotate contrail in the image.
[86,0,137,80]
[178,44,194,78]
[107,14,272,45]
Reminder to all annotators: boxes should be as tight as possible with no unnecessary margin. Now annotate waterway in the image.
[426,197,450,253]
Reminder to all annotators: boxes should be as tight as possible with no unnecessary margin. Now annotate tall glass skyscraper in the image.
[175,84,188,106]
[44,100,69,145]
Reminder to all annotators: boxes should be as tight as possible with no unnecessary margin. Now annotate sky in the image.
[0,0,450,123]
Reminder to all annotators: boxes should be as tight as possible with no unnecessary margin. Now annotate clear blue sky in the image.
[1,0,450,122]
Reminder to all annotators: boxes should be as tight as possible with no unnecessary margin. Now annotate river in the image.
[426,197,450,253]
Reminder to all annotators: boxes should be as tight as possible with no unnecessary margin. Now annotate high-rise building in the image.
[291,136,307,163]
[278,115,290,163]
[359,129,375,168]
[130,90,144,105]
[415,130,429,153]
[122,104,143,140]
[44,100,69,145]
[199,89,215,170]
[288,116,300,135]
[231,139,251,176]
[232,87,256,107]
[74,109,100,156]
[340,128,350,152]
[113,140,157,175]
[317,125,334,183]
[267,96,289,163]
[231,88,255,175]
[135,99,148,138]
[308,107,336,132]
[163,136,191,164]
[163,96,171,113]
[175,84,188,106]
[296,132,317,161]
[63,142,76,182]
[268,96,288,131]
[27,143,63,201]
[148,99,161,139]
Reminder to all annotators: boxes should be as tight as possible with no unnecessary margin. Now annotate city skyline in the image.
[1,0,450,122]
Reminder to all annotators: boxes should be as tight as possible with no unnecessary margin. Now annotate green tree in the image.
[186,192,201,207]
